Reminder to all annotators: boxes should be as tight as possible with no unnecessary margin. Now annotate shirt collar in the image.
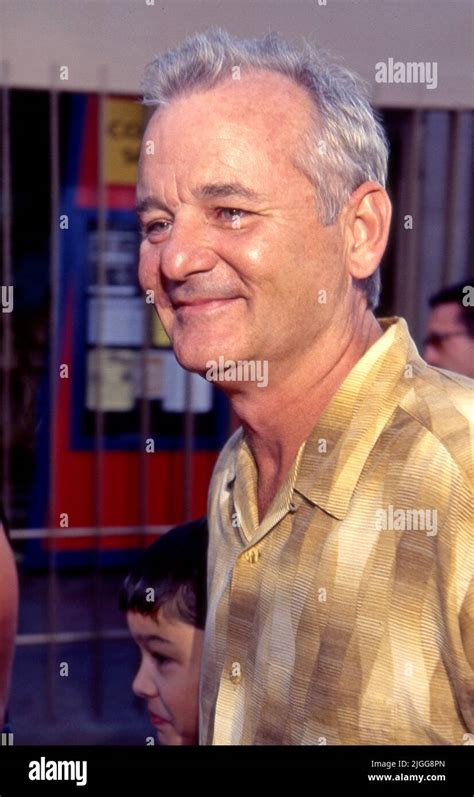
[294,316,422,518]
[225,317,422,521]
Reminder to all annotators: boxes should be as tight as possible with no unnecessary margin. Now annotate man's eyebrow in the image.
[191,181,263,202]
[134,196,170,217]
[135,182,263,217]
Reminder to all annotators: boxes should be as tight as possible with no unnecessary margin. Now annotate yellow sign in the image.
[104,98,145,186]
[152,313,171,347]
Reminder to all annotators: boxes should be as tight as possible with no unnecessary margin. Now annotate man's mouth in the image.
[149,712,171,727]
[172,297,239,314]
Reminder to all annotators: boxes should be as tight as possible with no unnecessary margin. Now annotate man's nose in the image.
[159,217,218,282]
[132,659,158,700]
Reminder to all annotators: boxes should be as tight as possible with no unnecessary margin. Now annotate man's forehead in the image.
[143,72,312,158]
[138,141,283,205]
[138,116,311,205]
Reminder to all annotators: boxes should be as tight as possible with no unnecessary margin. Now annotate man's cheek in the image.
[138,259,150,291]
[138,254,158,293]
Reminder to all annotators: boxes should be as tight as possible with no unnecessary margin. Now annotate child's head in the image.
[119,517,208,745]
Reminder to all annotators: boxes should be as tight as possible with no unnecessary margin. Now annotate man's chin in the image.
[172,349,212,376]
[171,337,236,376]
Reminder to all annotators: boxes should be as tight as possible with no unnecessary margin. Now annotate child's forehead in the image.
[126,607,191,640]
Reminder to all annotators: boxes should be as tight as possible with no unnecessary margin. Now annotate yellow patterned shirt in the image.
[199,317,474,745]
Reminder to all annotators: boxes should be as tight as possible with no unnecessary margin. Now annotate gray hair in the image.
[142,28,389,311]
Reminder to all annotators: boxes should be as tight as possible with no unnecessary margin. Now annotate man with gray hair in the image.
[136,28,473,745]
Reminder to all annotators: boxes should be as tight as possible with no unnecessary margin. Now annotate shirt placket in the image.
[211,541,262,744]
[211,445,305,744]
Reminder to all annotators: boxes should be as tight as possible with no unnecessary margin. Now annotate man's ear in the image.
[341,181,392,281]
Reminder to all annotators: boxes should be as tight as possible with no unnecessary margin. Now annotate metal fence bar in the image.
[10,525,170,540]
[394,110,424,341]
[47,68,61,722]
[139,353,151,546]
[92,72,108,719]
[443,111,469,284]
[1,62,13,522]
[183,371,194,521]
[139,214,152,554]
[16,630,130,646]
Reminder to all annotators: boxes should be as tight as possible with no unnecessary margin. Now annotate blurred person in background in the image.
[0,504,19,732]
[424,282,474,378]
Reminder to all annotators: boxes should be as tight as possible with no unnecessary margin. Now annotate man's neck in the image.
[229,310,383,520]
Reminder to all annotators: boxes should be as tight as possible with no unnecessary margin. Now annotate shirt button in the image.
[230,662,242,684]
[243,547,261,564]
[289,501,297,513]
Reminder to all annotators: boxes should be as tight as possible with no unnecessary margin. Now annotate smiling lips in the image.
[149,712,170,727]
[173,297,239,314]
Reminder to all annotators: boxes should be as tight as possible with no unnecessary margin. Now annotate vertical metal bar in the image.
[47,68,61,721]
[183,371,194,521]
[1,62,12,524]
[443,111,459,284]
[139,102,153,539]
[443,112,466,284]
[394,110,424,340]
[92,70,108,718]
[139,288,151,541]
[467,118,474,279]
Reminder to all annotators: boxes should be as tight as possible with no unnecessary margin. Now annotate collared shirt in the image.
[199,317,474,745]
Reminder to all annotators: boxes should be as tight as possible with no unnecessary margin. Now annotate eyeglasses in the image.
[423,331,467,349]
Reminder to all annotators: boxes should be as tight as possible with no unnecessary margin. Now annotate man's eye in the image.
[140,209,247,237]
[217,208,247,223]
[142,220,172,236]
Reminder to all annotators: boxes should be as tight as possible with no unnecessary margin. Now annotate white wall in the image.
[0,0,473,108]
